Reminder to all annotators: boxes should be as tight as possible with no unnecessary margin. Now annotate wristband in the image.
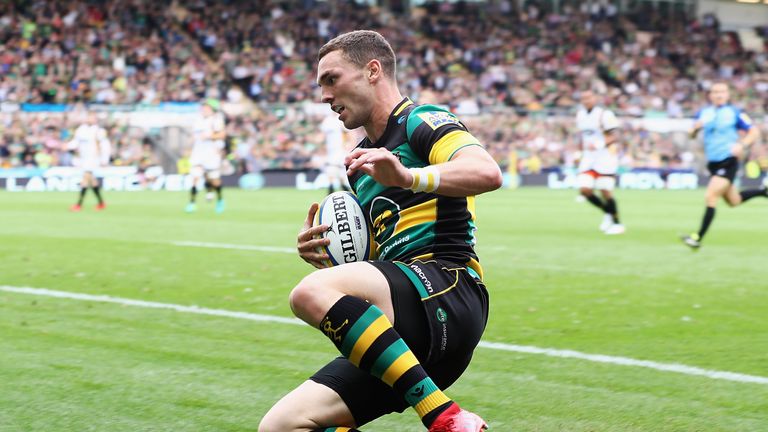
[408,166,440,193]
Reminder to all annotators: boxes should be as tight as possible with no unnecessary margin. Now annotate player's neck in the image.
[364,88,404,143]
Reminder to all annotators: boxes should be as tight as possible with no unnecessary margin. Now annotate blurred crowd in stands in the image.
[1,0,767,175]
[0,111,156,170]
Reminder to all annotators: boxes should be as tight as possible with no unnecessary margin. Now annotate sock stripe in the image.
[381,350,421,386]
[323,428,353,432]
[404,376,439,407]
[358,328,400,372]
[370,338,411,379]
[392,365,425,395]
[348,314,391,366]
[414,387,451,418]
[339,306,382,357]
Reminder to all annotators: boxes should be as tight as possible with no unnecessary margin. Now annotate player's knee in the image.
[579,187,592,196]
[289,274,324,317]
[258,411,292,432]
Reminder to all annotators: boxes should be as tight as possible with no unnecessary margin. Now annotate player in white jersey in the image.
[186,98,227,213]
[69,112,110,212]
[319,112,351,194]
[575,89,625,235]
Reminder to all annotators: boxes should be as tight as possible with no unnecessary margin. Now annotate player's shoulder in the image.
[600,105,616,115]
[405,104,462,139]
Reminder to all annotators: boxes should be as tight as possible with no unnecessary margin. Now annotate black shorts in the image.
[309,259,489,426]
[707,156,739,183]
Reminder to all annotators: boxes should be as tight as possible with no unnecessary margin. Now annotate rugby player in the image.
[575,89,625,235]
[69,112,110,212]
[186,98,226,214]
[259,30,502,432]
[681,82,764,249]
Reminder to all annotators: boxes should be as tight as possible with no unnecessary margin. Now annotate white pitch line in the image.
[172,241,295,254]
[0,285,303,326]
[2,285,767,386]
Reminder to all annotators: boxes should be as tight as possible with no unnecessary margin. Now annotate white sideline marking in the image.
[172,241,295,254]
[2,285,767,386]
[0,285,303,326]
[479,341,768,385]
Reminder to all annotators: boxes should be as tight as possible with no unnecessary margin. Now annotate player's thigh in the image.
[595,176,616,193]
[291,262,394,324]
[259,379,356,432]
[723,184,743,207]
[190,165,204,180]
[577,172,597,190]
[706,176,731,203]
[205,169,222,184]
[82,171,93,184]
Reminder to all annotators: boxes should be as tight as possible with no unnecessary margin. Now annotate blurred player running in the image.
[320,111,351,194]
[69,112,110,212]
[681,82,765,249]
[575,89,625,235]
[186,98,226,214]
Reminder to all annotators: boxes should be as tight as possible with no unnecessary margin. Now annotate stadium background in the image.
[1,0,767,191]
[1,1,768,431]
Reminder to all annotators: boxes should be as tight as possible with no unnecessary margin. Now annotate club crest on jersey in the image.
[418,112,459,130]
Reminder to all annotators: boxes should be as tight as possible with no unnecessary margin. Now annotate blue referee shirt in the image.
[695,104,753,162]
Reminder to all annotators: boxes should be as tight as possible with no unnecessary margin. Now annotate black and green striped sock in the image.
[319,295,454,428]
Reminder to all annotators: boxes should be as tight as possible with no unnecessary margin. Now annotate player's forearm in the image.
[415,152,503,197]
[741,127,759,146]
[689,121,703,139]
[604,131,618,146]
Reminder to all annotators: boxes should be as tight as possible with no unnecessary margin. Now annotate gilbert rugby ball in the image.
[313,191,373,267]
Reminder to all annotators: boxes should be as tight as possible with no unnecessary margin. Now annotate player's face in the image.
[709,84,730,106]
[201,104,213,117]
[580,92,596,109]
[317,50,374,130]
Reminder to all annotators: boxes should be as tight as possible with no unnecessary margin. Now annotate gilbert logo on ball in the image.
[313,191,374,267]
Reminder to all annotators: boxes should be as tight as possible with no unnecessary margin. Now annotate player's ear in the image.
[366,60,381,82]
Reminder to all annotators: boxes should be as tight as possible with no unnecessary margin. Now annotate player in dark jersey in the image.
[259,31,502,432]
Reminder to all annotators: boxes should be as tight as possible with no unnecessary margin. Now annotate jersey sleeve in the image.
[601,109,620,131]
[405,105,482,165]
[735,109,753,131]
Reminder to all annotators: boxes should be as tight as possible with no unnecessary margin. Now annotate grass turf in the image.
[1,188,766,431]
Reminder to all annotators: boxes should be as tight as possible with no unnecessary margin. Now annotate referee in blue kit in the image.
[682,82,764,249]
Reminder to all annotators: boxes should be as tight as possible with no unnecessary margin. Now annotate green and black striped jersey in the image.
[349,98,485,280]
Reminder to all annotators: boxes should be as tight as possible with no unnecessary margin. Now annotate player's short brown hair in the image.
[318,30,396,80]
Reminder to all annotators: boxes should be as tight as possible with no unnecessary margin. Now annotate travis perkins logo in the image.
[332,194,358,263]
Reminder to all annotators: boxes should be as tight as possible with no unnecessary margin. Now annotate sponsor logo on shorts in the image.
[436,307,447,323]
[409,263,433,293]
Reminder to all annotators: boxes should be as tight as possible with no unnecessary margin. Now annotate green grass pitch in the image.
[1,188,767,431]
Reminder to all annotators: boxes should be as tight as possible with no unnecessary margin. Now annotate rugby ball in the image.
[313,191,373,267]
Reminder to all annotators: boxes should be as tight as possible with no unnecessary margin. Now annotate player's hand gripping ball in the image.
[313,191,374,267]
